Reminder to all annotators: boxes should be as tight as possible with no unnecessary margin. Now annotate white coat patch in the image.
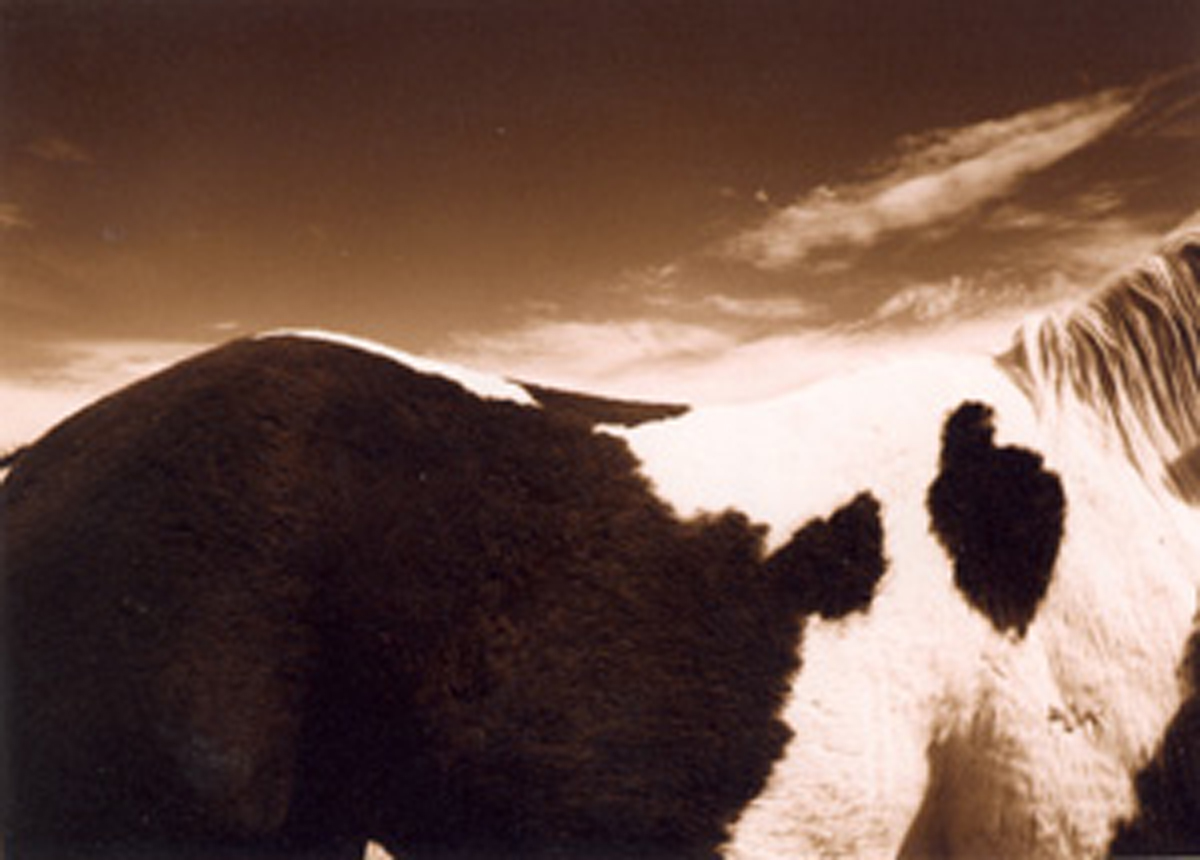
[258,329,537,406]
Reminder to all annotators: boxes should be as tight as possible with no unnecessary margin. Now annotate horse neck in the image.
[998,235,1200,505]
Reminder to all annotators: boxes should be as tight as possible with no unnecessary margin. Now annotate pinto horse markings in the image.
[618,233,1200,858]
[1109,630,1200,855]
[4,234,1200,859]
[927,401,1066,637]
[2,334,885,859]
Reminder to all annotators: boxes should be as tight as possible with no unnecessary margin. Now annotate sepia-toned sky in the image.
[2,0,1199,446]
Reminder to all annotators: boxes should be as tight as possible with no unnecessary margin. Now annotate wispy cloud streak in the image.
[0,202,33,231]
[724,87,1137,270]
[25,135,93,165]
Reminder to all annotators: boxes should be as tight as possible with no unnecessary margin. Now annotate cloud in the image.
[441,75,1196,408]
[872,270,1075,328]
[614,252,819,326]
[723,87,1137,270]
[608,262,687,305]
[640,283,815,323]
[448,318,736,391]
[0,202,33,231]
[8,338,204,388]
[441,304,1033,407]
[463,80,1181,407]
[649,315,1028,403]
[1136,91,1200,139]
[25,135,93,165]
[871,204,1170,330]
[1121,63,1200,139]
[701,294,814,322]
[985,181,1132,235]
[0,338,206,450]
[1167,207,1200,237]
[512,208,1172,406]
[874,277,979,323]
[990,206,1168,295]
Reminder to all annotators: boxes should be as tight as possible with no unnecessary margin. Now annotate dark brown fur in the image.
[1110,631,1200,856]
[927,401,1065,636]
[2,336,881,859]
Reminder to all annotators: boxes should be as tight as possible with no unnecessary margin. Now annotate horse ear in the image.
[767,492,886,619]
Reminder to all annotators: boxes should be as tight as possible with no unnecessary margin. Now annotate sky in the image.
[2,0,1199,448]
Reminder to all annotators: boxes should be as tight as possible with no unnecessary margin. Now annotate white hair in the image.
[1000,231,1200,503]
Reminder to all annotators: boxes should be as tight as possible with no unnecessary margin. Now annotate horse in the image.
[0,330,885,860]
[3,231,1198,858]
[620,230,1200,858]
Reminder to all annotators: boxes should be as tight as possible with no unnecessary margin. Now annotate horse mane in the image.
[998,230,1200,503]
